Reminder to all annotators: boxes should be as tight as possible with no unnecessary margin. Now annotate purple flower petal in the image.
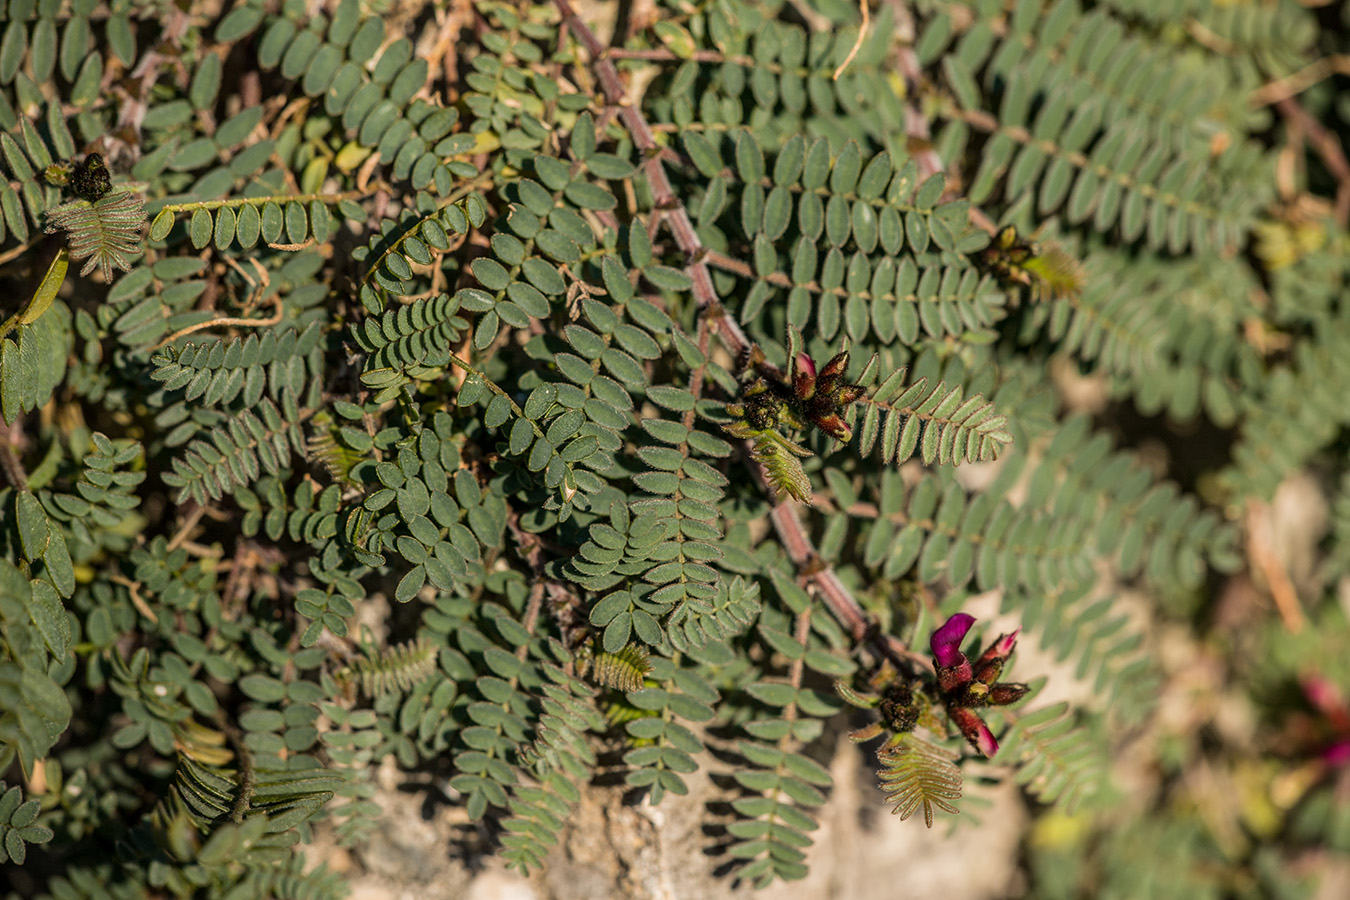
[796,353,816,379]
[1324,739,1350,768]
[930,613,975,669]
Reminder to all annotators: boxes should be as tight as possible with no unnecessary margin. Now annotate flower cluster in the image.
[790,351,866,442]
[727,347,866,443]
[930,613,1030,757]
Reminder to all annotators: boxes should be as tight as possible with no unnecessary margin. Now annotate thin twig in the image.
[0,235,41,267]
[110,573,160,623]
[1249,55,1350,108]
[780,607,812,738]
[167,503,207,552]
[360,172,494,286]
[150,290,284,352]
[606,47,727,63]
[768,496,928,672]
[518,583,544,664]
[1246,499,1306,634]
[266,239,316,252]
[154,189,367,215]
[1275,97,1350,228]
[833,0,871,81]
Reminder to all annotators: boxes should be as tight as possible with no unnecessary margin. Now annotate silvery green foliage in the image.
[0,0,1345,897]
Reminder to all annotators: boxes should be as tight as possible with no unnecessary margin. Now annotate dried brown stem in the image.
[606,47,727,63]
[1246,499,1306,634]
[151,290,284,352]
[518,583,544,664]
[1250,55,1350,108]
[0,236,40,268]
[110,573,160,623]
[833,1,871,81]
[167,502,207,552]
[1275,97,1350,228]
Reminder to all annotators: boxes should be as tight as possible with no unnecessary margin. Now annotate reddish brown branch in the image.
[554,0,919,668]
[770,504,867,640]
[769,499,929,672]
[606,47,728,63]
[555,0,751,355]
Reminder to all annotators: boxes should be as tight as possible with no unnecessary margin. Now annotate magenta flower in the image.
[1302,676,1350,769]
[929,614,1029,758]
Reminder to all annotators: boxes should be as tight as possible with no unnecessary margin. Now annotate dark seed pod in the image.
[880,681,920,733]
[69,154,112,202]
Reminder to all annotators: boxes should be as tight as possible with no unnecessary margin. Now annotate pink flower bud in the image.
[1303,676,1343,716]
[793,371,816,401]
[950,706,999,758]
[815,413,851,442]
[980,630,1020,664]
[988,682,1030,706]
[837,384,866,405]
[820,351,849,381]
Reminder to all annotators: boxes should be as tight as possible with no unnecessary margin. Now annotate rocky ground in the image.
[315,729,1027,900]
